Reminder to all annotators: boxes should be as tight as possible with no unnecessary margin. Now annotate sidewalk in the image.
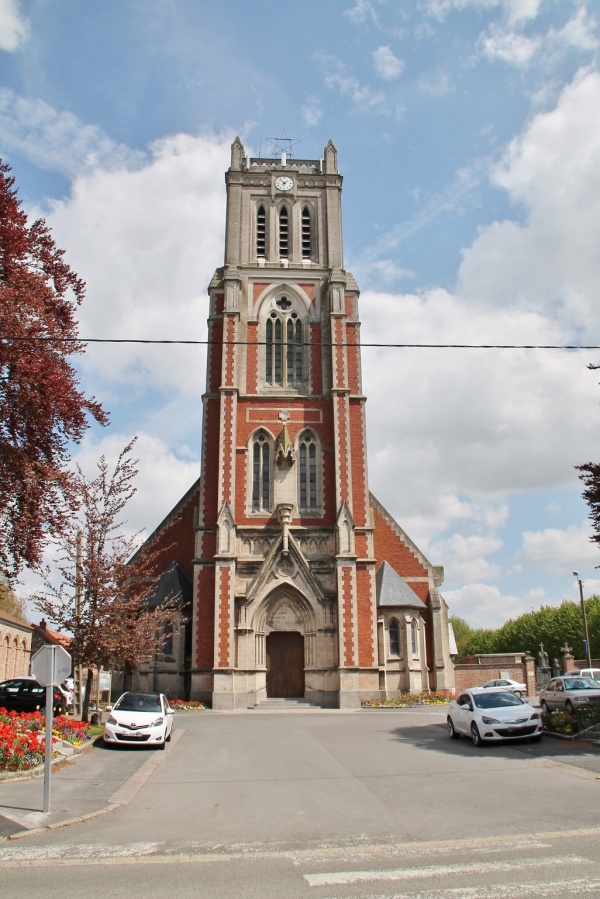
[0,732,181,839]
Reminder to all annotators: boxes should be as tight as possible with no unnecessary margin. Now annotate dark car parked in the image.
[0,677,65,716]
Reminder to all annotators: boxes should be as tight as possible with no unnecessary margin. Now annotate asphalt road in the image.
[1,707,600,897]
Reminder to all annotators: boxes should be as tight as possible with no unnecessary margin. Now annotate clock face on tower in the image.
[275,176,293,191]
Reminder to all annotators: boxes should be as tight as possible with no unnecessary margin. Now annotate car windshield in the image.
[115,693,162,712]
[564,678,598,691]
[473,691,522,709]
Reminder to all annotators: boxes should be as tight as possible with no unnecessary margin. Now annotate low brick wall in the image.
[454,653,536,696]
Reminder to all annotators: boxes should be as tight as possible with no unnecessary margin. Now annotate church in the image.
[125,138,455,709]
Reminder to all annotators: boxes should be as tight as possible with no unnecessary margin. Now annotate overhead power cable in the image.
[2,336,600,350]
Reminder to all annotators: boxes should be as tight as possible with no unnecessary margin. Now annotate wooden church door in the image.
[266,632,305,698]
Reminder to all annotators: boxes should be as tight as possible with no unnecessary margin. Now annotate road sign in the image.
[31,645,72,685]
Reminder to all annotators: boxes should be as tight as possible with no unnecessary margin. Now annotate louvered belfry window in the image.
[279,206,289,257]
[301,206,311,258]
[257,205,266,257]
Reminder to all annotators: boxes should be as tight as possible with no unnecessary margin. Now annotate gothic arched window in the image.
[256,205,266,258]
[279,206,289,258]
[301,206,311,259]
[298,432,318,514]
[265,297,303,388]
[411,619,419,656]
[252,431,272,513]
[389,619,400,657]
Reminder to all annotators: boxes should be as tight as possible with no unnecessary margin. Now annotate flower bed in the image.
[542,705,600,737]
[361,691,456,708]
[0,708,46,771]
[53,716,92,746]
[168,699,208,711]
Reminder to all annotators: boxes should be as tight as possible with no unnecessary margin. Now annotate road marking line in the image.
[304,854,590,886]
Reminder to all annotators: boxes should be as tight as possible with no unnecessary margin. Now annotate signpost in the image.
[31,645,72,813]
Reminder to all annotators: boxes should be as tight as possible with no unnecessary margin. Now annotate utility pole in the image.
[74,530,84,718]
[573,571,593,668]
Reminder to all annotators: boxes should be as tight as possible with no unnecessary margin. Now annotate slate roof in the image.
[147,561,192,610]
[376,561,427,609]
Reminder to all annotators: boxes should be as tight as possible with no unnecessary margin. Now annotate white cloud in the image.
[521,521,598,574]
[479,8,598,69]
[373,45,405,80]
[550,7,599,54]
[480,27,540,66]
[317,54,386,112]
[71,431,199,537]
[43,130,231,395]
[503,0,542,27]
[358,65,600,623]
[301,96,324,127]
[444,582,536,629]
[460,70,600,325]
[416,69,455,97]
[0,0,28,52]
[344,0,379,25]
[0,89,145,175]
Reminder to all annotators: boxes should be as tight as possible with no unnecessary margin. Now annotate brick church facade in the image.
[129,138,454,708]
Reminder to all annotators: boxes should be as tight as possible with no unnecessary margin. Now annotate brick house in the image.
[0,610,32,681]
[136,138,455,708]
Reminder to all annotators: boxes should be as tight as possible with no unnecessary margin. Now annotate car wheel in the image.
[447,717,460,740]
[541,701,549,713]
[471,723,484,747]
[166,730,171,743]
[566,700,575,714]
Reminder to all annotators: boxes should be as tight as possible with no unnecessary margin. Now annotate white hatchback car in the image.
[103,691,174,749]
[447,688,542,746]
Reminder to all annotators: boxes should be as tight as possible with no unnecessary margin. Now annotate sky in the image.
[1,0,600,632]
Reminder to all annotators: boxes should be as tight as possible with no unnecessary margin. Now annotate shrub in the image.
[542,704,600,736]
[168,699,208,711]
[361,691,456,708]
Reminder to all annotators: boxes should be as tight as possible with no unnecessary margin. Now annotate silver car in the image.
[480,677,526,698]
[538,676,600,714]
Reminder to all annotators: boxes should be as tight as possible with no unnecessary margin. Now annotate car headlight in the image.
[106,715,117,725]
[481,716,501,724]
[150,717,164,727]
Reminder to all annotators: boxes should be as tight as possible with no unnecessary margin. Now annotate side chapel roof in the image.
[376,561,427,610]
[147,561,192,611]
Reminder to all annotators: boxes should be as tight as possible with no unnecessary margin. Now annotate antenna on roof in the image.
[265,130,302,162]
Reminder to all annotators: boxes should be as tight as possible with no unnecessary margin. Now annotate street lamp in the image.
[573,571,593,668]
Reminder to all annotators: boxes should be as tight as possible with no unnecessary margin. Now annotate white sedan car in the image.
[480,677,527,697]
[447,688,542,746]
[103,691,174,749]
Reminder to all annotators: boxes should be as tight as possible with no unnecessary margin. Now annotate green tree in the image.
[449,615,473,659]
[461,600,599,665]
[0,573,28,622]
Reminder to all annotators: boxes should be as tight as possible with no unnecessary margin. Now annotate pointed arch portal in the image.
[266,632,305,698]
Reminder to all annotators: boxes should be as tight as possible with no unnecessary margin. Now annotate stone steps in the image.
[254,698,320,710]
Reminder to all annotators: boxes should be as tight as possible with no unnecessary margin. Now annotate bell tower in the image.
[189,137,454,708]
